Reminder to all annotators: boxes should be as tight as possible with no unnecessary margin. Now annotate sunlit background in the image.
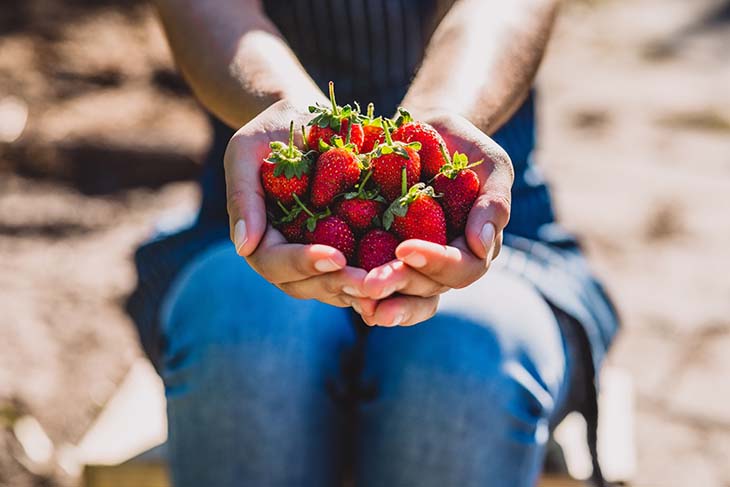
[1,0,729,485]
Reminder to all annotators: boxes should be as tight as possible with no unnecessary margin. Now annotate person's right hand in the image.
[224,99,376,314]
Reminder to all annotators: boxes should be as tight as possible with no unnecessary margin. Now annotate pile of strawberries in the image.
[261,82,482,271]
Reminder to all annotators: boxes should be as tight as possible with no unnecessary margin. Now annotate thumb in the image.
[465,190,511,261]
[224,132,269,257]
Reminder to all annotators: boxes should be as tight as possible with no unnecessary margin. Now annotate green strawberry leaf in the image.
[392,107,413,127]
[393,146,410,159]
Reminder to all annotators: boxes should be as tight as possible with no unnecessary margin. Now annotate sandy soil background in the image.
[1,0,729,485]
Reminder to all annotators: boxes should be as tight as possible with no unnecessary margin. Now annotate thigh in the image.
[161,241,355,487]
[356,268,569,487]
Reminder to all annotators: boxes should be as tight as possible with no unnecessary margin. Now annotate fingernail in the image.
[480,223,496,254]
[343,286,364,297]
[314,258,342,272]
[233,219,248,255]
[401,252,427,268]
[390,313,405,326]
[351,302,363,314]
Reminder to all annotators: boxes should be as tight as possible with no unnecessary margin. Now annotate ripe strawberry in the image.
[291,195,356,260]
[392,108,447,180]
[307,81,364,152]
[260,121,315,206]
[432,146,483,238]
[333,170,386,233]
[358,102,385,153]
[383,183,447,245]
[310,140,362,208]
[274,202,308,243]
[357,229,400,271]
[370,120,422,201]
[305,215,356,261]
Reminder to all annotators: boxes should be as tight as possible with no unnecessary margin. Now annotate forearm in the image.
[153,0,324,128]
[401,0,559,135]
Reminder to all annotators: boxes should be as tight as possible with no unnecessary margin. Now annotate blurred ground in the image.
[0,0,729,485]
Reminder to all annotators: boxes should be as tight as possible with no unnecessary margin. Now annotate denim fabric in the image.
[160,241,577,487]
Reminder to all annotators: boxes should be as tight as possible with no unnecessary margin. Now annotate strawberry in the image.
[357,229,400,271]
[307,81,364,152]
[333,170,386,233]
[260,121,315,206]
[274,202,308,243]
[383,180,447,245]
[370,120,422,201]
[310,138,362,208]
[292,195,356,260]
[432,145,483,238]
[358,102,385,153]
[392,108,448,180]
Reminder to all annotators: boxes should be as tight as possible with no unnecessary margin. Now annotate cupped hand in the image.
[224,99,376,313]
[358,111,514,326]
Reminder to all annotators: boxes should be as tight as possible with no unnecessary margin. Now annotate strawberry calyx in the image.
[357,102,384,129]
[293,193,331,232]
[340,169,385,203]
[308,81,359,132]
[275,200,304,225]
[437,144,483,180]
[372,119,421,159]
[382,177,439,230]
[317,122,359,152]
[265,121,315,179]
[392,107,413,128]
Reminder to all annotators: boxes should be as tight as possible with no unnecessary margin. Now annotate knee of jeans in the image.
[365,317,557,438]
[159,243,352,384]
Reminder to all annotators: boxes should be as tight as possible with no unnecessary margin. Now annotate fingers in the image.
[359,294,440,327]
[429,114,513,261]
[278,266,367,301]
[464,138,512,261]
[362,260,449,299]
[394,237,488,289]
[247,226,347,284]
[224,130,270,257]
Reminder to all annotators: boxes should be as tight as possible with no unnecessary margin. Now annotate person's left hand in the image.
[357,112,514,327]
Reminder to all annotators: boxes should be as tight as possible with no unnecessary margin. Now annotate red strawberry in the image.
[383,183,447,245]
[333,170,386,233]
[310,141,362,208]
[359,102,385,153]
[260,121,314,206]
[370,121,421,201]
[307,81,364,152]
[335,199,384,233]
[432,145,483,238]
[291,195,356,260]
[274,202,308,243]
[357,229,400,271]
[392,108,448,180]
[304,214,356,261]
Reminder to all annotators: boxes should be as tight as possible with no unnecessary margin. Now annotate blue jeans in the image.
[159,241,576,487]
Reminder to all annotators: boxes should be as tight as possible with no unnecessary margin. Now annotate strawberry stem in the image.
[382,119,394,145]
[301,125,309,151]
[345,119,353,145]
[367,102,375,120]
[328,81,338,116]
[287,121,295,157]
[439,144,452,165]
[277,200,291,216]
[401,165,407,197]
[357,169,373,196]
[292,193,314,217]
